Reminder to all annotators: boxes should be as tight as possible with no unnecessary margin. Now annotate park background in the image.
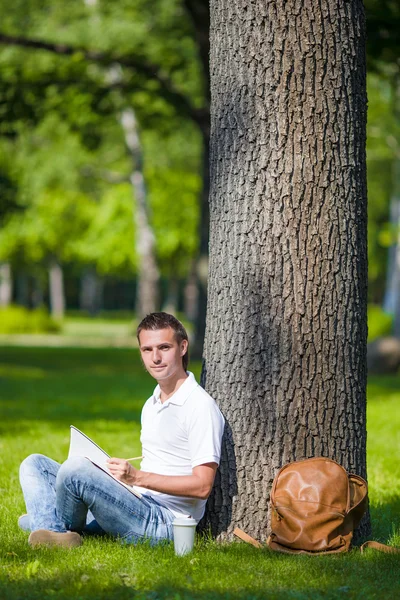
[0,1,400,599]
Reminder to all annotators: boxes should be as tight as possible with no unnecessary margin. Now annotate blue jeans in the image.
[19,454,175,544]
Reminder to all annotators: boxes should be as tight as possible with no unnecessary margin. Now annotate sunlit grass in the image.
[0,347,399,599]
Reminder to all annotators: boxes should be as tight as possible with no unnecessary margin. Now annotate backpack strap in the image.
[233,527,263,548]
[361,540,400,554]
[233,528,400,554]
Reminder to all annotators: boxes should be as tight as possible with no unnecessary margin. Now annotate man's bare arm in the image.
[107,458,218,500]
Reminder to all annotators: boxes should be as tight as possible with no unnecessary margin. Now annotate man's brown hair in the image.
[136,312,189,371]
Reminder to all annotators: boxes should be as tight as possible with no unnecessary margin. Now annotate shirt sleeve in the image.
[187,393,225,469]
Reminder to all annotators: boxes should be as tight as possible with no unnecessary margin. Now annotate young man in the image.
[19,312,225,547]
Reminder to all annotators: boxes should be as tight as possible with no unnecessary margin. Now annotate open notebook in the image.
[68,425,142,499]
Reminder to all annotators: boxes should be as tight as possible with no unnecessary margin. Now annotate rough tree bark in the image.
[202,0,368,540]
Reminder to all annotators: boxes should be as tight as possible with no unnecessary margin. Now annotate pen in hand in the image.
[124,456,143,461]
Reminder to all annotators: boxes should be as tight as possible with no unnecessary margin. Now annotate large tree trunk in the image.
[49,259,65,319]
[0,263,13,306]
[202,0,368,541]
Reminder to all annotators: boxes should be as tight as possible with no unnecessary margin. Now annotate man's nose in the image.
[152,349,161,363]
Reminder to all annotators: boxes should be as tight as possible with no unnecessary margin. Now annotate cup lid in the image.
[173,517,197,526]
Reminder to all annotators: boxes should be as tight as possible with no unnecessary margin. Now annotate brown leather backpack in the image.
[268,457,367,554]
[234,457,399,554]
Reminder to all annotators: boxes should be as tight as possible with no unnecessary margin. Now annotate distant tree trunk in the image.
[83,0,159,318]
[202,0,368,541]
[31,277,44,308]
[184,262,199,323]
[80,267,103,316]
[383,77,400,334]
[15,272,29,307]
[162,274,179,316]
[383,161,400,324]
[192,137,210,356]
[49,259,65,319]
[120,108,159,318]
[183,1,211,355]
[0,263,13,306]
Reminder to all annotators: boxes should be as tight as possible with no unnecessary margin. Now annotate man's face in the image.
[138,327,188,383]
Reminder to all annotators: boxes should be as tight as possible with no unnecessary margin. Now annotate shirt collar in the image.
[152,371,198,406]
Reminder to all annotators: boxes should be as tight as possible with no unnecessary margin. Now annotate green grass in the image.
[0,315,136,348]
[62,317,134,339]
[0,347,399,600]
[0,312,194,349]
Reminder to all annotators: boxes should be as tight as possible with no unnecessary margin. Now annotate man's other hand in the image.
[105,460,218,499]
[106,458,137,485]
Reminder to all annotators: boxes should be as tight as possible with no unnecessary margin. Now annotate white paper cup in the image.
[172,517,197,556]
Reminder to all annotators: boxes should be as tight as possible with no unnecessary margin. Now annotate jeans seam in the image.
[64,480,149,524]
[120,522,173,541]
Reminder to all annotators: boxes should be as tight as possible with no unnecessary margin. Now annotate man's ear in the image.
[180,339,188,356]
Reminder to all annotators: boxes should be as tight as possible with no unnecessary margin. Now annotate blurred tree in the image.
[365,0,400,72]
[1,1,397,333]
[365,0,400,332]
[0,143,20,306]
[0,113,94,317]
[74,184,136,277]
[146,127,201,311]
[381,78,400,334]
[0,0,208,336]
[367,74,399,304]
[0,0,204,317]
[0,189,92,318]
[0,263,13,306]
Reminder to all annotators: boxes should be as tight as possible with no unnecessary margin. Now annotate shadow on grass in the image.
[370,495,400,542]
[0,346,152,427]
[0,346,203,428]
[1,548,400,600]
[2,344,399,594]
[0,346,141,372]
[367,374,400,395]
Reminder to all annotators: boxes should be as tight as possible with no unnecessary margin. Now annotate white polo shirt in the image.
[138,371,225,522]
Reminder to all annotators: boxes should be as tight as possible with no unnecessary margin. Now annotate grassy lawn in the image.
[0,346,399,600]
[0,315,137,348]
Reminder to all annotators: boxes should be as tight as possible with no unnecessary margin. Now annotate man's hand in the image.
[106,460,218,499]
[107,458,139,486]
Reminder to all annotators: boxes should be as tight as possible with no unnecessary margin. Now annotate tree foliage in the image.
[0,0,399,306]
[0,0,204,294]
